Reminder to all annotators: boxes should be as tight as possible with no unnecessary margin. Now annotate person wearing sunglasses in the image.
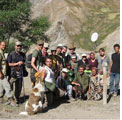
[42,43,49,65]
[66,43,81,64]
[7,41,26,105]
[31,40,44,87]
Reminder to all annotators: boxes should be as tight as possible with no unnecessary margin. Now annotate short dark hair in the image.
[45,56,52,62]
[114,44,120,49]
[78,65,85,69]
[92,67,98,72]
[63,46,67,49]
[66,63,71,66]
[85,64,90,68]
[99,48,105,52]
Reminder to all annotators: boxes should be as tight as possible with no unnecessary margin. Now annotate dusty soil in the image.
[0,75,120,120]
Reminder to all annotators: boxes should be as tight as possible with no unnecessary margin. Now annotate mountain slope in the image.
[30,0,120,51]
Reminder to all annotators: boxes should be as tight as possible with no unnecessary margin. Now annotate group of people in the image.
[0,40,120,107]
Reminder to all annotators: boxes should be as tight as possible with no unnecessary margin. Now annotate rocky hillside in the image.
[30,0,120,51]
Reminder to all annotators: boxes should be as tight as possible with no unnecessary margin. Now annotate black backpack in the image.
[26,53,32,68]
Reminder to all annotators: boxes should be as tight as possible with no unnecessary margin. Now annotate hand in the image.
[0,72,4,79]
[76,83,80,86]
[17,61,24,66]
[107,71,110,77]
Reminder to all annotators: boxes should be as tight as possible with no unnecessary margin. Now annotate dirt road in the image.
[0,75,120,119]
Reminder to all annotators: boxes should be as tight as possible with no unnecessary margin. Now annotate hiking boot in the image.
[81,94,87,100]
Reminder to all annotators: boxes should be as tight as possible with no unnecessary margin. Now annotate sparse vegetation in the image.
[74,5,120,50]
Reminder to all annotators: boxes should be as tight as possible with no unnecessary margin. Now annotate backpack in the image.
[26,50,42,68]
[25,54,32,68]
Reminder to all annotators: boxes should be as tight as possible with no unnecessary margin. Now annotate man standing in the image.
[70,55,78,73]
[56,44,64,68]
[31,40,44,87]
[78,53,88,67]
[8,41,26,104]
[0,41,16,105]
[62,46,68,66]
[97,48,110,74]
[108,44,120,96]
[67,43,81,63]
[42,43,49,65]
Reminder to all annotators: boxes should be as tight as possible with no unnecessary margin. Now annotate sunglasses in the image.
[17,45,22,47]
[45,47,49,50]
[38,44,43,46]
[69,48,75,50]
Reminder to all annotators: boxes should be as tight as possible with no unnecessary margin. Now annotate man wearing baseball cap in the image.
[8,41,26,105]
[42,43,49,65]
[31,40,44,87]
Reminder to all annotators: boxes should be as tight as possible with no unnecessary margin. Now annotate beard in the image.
[100,54,104,57]
[16,48,21,52]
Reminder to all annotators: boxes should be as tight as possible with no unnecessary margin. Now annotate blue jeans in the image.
[109,72,120,94]
[67,85,73,97]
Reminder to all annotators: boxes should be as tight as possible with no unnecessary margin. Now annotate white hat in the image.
[47,49,51,55]
[15,41,22,46]
[71,55,77,59]
[82,53,87,57]
[62,68,69,73]
[57,44,63,48]
[44,43,49,48]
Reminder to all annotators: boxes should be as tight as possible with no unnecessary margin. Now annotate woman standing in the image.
[88,52,98,70]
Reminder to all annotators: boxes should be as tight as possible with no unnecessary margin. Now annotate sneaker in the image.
[113,92,117,97]
[68,97,76,102]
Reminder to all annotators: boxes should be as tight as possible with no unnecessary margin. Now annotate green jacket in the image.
[67,70,75,82]
[73,72,90,90]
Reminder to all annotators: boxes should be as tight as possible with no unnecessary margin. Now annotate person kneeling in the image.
[57,68,74,101]
[87,67,103,101]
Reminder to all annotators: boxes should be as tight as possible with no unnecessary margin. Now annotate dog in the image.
[20,71,45,115]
